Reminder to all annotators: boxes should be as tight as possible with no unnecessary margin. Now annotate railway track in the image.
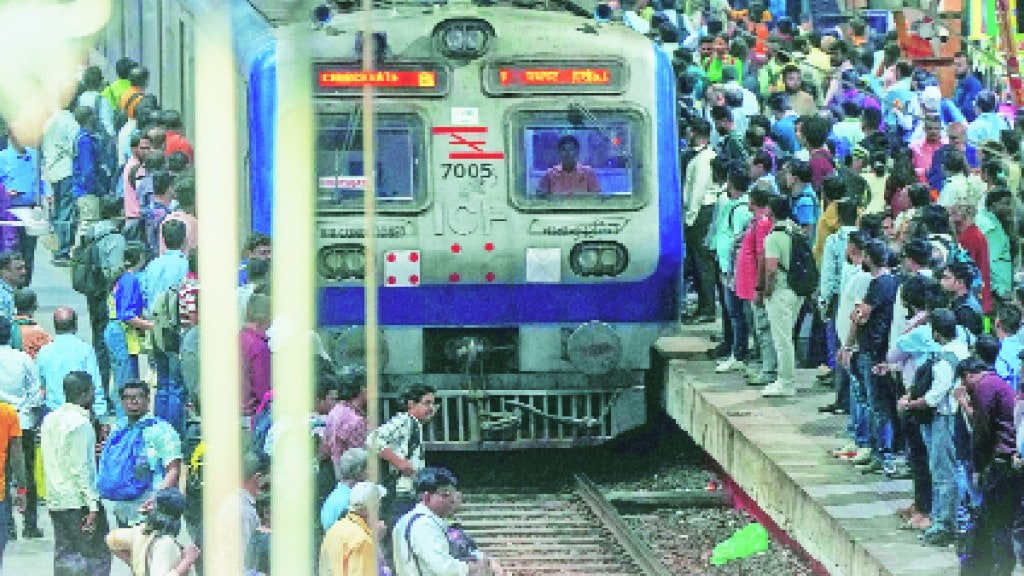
[456,474,674,576]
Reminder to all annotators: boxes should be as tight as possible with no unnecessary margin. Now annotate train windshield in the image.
[315,112,425,211]
[513,109,643,209]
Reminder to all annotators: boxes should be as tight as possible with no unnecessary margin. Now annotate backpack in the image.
[84,97,119,195]
[71,231,112,298]
[97,419,159,501]
[150,282,182,353]
[113,91,144,135]
[909,351,960,424]
[90,130,118,195]
[73,131,115,197]
[9,317,36,352]
[776,225,819,297]
[403,513,480,574]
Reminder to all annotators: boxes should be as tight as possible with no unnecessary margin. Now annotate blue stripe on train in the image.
[249,46,682,326]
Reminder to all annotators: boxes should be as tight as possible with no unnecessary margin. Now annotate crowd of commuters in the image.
[0,50,493,574]
[671,1,1024,573]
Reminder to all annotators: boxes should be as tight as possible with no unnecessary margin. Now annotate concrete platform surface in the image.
[659,335,958,576]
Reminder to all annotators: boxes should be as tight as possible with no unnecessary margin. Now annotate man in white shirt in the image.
[0,316,42,434]
[40,370,112,575]
[393,468,491,576]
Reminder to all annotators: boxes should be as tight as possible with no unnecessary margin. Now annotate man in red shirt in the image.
[910,115,946,182]
[161,110,193,163]
[950,203,994,314]
[240,293,272,452]
[803,115,836,193]
[734,186,777,386]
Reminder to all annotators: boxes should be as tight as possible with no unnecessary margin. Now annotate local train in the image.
[97,0,683,449]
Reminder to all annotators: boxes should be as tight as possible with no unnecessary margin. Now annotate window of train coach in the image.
[521,116,638,202]
[315,113,424,209]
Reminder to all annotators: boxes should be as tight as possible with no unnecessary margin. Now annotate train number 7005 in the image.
[441,163,494,179]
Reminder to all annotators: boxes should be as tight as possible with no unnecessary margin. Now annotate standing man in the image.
[0,394,26,569]
[39,104,78,268]
[241,293,273,452]
[40,371,112,576]
[321,481,386,576]
[760,196,803,398]
[98,380,182,528]
[736,186,778,386]
[0,133,47,283]
[953,357,1023,574]
[141,219,189,436]
[710,106,749,167]
[322,376,368,495]
[367,385,437,526]
[0,251,26,320]
[840,239,901,473]
[393,468,491,576]
[681,119,718,324]
[896,310,969,547]
[952,52,983,123]
[0,315,41,540]
[36,308,109,422]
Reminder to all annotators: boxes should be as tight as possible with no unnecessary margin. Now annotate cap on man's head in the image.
[413,467,457,494]
[349,482,387,511]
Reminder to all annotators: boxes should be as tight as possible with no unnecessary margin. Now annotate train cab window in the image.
[511,109,644,210]
[315,112,426,211]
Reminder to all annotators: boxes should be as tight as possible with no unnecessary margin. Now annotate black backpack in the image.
[777,225,819,297]
[908,351,960,424]
[71,231,111,298]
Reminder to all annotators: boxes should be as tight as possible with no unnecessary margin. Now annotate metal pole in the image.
[271,20,316,576]
[361,0,383,530]
[194,2,242,574]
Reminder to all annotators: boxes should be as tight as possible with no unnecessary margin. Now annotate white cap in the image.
[349,482,387,511]
[921,86,942,111]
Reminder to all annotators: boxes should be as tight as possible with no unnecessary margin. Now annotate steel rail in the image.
[573,474,676,576]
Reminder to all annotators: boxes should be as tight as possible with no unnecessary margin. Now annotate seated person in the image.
[537,135,601,196]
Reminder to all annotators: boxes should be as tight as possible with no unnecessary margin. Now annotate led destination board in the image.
[483,61,625,95]
[318,70,437,88]
[498,67,611,86]
[313,62,448,96]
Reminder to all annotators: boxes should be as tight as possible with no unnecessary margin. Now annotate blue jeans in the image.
[103,321,139,422]
[846,358,871,447]
[854,353,893,461]
[922,414,956,534]
[51,177,77,259]
[153,348,185,437]
[723,287,748,361]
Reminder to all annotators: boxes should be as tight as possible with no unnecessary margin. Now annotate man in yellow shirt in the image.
[320,482,386,576]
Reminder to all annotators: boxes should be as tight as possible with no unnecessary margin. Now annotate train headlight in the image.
[569,242,628,277]
[318,245,366,280]
[434,19,492,59]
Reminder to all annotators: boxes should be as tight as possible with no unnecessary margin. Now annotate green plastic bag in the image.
[709,522,770,566]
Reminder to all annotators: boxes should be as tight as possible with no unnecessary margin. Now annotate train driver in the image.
[537,135,601,196]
